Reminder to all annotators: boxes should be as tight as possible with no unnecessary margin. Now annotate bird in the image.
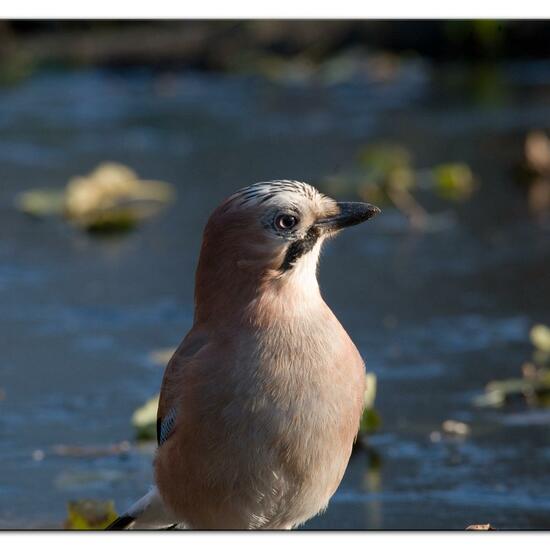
[107,180,380,530]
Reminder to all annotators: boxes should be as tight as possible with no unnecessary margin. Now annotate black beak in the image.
[315,202,381,231]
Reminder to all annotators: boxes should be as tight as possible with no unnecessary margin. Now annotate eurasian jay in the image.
[108,180,380,530]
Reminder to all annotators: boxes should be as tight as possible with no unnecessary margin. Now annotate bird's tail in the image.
[106,487,179,530]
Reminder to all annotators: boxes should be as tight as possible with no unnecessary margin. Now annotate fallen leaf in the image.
[15,161,175,234]
[364,373,377,410]
[442,419,470,436]
[525,131,550,175]
[65,500,118,530]
[359,373,381,435]
[530,324,550,353]
[132,394,160,441]
[433,163,476,201]
[15,188,66,217]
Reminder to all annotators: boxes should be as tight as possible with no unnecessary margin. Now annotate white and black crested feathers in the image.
[222,180,324,211]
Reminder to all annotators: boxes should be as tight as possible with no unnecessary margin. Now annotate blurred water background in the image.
[0,20,550,529]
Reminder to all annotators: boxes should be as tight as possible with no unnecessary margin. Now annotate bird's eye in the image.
[275,214,298,231]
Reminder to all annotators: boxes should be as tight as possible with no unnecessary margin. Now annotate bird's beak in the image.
[315,202,381,231]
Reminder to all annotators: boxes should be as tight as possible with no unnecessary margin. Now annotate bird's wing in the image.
[157,405,178,447]
[156,328,209,447]
[108,331,210,531]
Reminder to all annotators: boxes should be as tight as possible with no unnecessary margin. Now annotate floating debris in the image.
[525,131,550,175]
[15,162,175,234]
[15,188,66,218]
[474,374,549,408]
[474,366,550,408]
[530,324,550,353]
[442,419,470,437]
[473,388,506,408]
[522,131,550,221]
[475,323,550,409]
[466,523,495,531]
[320,142,477,231]
[149,347,176,367]
[432,163,476,201]
[359,373,381,440]
[65,500,118,530]
[65,162,174,231]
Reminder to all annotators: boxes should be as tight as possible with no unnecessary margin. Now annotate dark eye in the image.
[275,214,298,231]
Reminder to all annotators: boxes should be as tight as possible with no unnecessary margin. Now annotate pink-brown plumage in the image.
[112,180,379,530]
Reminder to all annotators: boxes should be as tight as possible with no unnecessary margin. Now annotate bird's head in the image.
[194,180,380,324]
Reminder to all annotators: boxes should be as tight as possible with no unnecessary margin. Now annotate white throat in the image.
[285,239,323,300]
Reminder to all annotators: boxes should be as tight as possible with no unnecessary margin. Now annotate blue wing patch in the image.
[157,407,178,447]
